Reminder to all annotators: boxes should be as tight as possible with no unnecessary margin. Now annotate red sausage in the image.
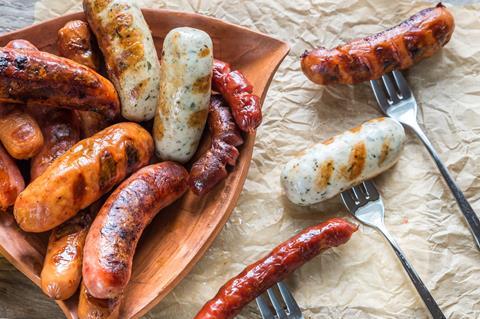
[212,59,262,132]
[189,95,243,196]
[0,144,25,210]
[5,39,38,51]
[83,162,188,299]
[194,218,358,319]
[30,109,81,180]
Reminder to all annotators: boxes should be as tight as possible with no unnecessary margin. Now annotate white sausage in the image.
[281,117,405,205]
[153,27,213,163]
[83,0,161,121]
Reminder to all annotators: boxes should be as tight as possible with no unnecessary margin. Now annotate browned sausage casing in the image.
[58,20,101,70]
[83,162,188,299]
[40,206,96,300]
[301,4,455,85]
[78,281,121,319]
[0,144,24,210]
[194,218,358,319]
[5,39,38,51]
[14,122,153,233]
[0,48,120,118]
[30,109,81,180]
[0,104,44,159]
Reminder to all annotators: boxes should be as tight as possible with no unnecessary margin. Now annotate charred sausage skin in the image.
[301,4,455,85]
[212,59,262,132]
[14,122,153,232]
[194,218,358,319]
[0,144,24,211]
[0,48,120,118]
[83,162,188,299]
[30,109,81,180]
[189,95,243,196]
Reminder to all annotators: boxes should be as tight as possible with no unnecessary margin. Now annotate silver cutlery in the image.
[370,71,480,249]
[341,180,445,319]
[256,281,304,319]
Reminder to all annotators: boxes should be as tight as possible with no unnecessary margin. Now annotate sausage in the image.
[40,203,98,300]
[0,48,120,119]
[83,0,161,121]
[14,122,153,232]
[212,59,262,133]
[194,218,358,319]
[58,20,101,70]
[83,161,188,299]
[4,39,38,51]
[57,20,109,138]
[30,109,81,180]
[301,4,455,85]
[153,27,213,163]
[281,118,405,205]
[0,104,44,159]
[189,95,243,195]
[0,144,25,211]
[78,281,121,319]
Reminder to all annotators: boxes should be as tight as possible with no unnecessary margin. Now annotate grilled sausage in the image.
[5,39,38,51]
[189,95,243,195]
[58,20,101,70]
[0,104,44,159]
[301,4,455,85]
[0,144,25,211]
[212,59,262,133]
[0,48,120,118]
[153,27,213,163]
[14,122,153,232]
[83,162,188,299]
[30,109,81,180]
[281,118,405,205]
[57,20,109,138]
[40,204,97,300]
[194,218,358,319]
[78,281,121,319]
[83,0,161,121]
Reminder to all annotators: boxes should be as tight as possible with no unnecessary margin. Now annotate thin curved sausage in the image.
[194,218,358,319]
[0,48,120,118]
[14,122,153,232]
[83,162,188,299]
[301,4,455,85]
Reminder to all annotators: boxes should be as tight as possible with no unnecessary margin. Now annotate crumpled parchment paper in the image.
[33,0,480,318]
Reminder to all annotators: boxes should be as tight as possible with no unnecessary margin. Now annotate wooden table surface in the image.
[0,0,477,318]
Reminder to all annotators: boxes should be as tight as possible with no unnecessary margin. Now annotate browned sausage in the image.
[5,39,38,51]
[189,95,243,196]
[78,281,121,319]
[83,162,188,299]
[58,20,100,70]
[212,59,262,132]
[0,48,120,118]
[30,109,81,180]
[0,104,44,159]
[301,4,455,85]
[194,218,358,319]
[14,123,153,233]
[0,144,24,211]
[40,205,96,300]
[57,20,108,137]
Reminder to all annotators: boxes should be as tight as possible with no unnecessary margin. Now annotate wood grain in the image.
[0,9,289,319]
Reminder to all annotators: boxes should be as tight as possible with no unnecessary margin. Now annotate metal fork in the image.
[341,181,445,319]
[256,281,304,319]
[370,71,480,249]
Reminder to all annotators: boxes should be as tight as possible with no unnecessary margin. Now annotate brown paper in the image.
[34,0,480,318]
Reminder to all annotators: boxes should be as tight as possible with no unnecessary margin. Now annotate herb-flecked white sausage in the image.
[83,0,161,121]
[153,27,213,163]
[281,118,405,205]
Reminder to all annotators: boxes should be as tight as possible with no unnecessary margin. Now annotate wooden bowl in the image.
[0,9,289,319]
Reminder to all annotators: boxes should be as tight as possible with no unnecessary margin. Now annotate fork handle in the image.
[407,122,480,250]
[378,226,446,319]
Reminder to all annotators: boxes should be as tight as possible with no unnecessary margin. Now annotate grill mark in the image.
[379,139,390,165]
[340,141,366,181]
[315,159,335,189]
[72,173,87,205]
[99,150,117,191]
